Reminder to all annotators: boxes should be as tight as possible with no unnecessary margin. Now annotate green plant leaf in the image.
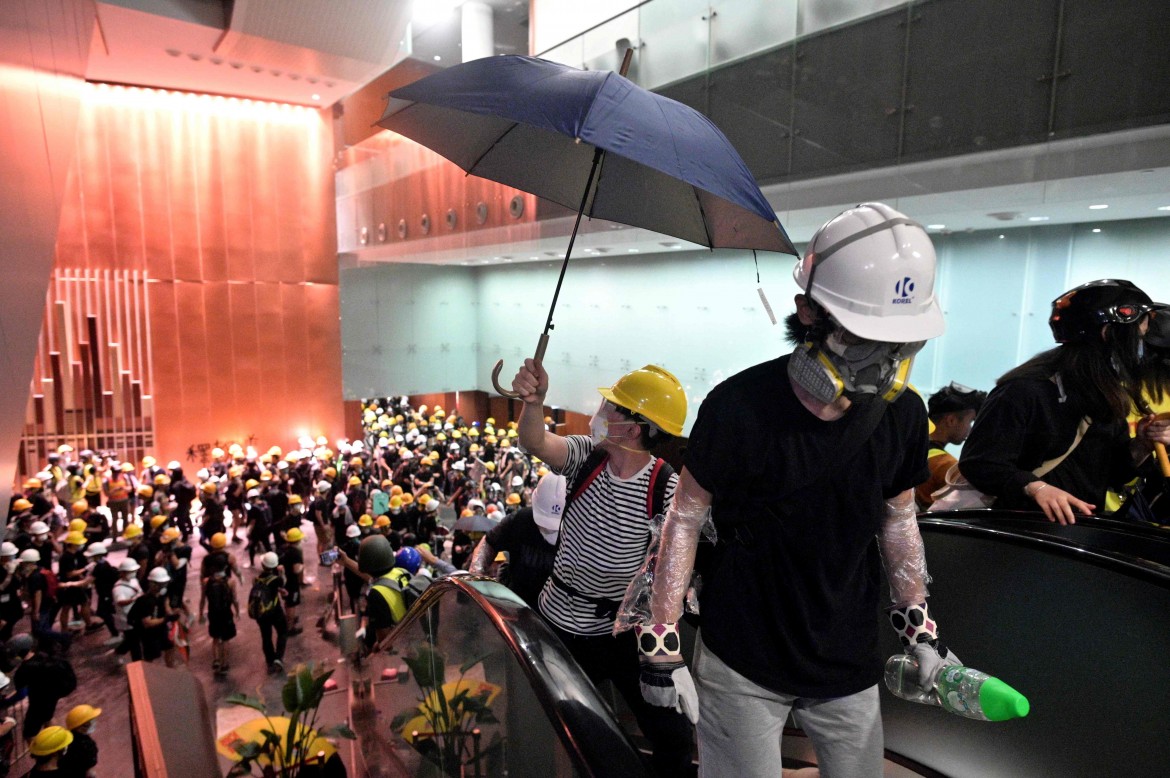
[390,709,417,731]
[318,722,357,740]
[234,741,263,760]
[226,693,268,713]
[459,650,492,675]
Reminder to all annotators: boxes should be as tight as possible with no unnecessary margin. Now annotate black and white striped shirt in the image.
[537,435,678,636]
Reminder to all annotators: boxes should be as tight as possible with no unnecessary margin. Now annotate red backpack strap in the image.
[569,449,610,505]
[644,458,665,518]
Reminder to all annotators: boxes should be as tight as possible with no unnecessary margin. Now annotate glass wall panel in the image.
[708,0,797,68]
[902,0,1055,161]
[708,45,795,182]
[582,13,642,77]
[790,6,905,177]
[638,0,711,89]
[541,37,585,69]
[797,0,907,37]
[1052,0,1170,137]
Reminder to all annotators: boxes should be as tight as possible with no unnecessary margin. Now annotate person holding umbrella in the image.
[512,361,692,776]
[622,204,958,776]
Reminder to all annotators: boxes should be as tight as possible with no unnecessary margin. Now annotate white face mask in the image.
[4,561,16,574]
[588,412,609,446]
[159,586,168,596]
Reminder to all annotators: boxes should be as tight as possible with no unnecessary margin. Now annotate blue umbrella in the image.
[378,53,795,395]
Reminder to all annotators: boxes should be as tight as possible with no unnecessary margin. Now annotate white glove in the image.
[910,641,962,692]
[639,660,699,724]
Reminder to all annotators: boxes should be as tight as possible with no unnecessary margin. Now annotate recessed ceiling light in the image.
[1027,216,1049,222]
[998,234,1005,239]
[434,55,442,61]
[926,224,945,230]
[627,248,639,253]
[311,93,320,101]
[529,256,539,260]
[1092,228,1102,233]
[1088,204,1108,210]
[1158,206,1170,212]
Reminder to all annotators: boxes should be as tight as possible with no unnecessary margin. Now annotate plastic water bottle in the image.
[884,654,1030,721]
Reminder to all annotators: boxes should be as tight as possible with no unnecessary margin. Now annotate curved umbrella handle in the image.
[491,333,550,399]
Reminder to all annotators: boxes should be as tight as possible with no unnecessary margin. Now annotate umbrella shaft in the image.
[544,146,604,336]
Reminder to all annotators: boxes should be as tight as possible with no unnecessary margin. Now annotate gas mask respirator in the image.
[789,326,924,405]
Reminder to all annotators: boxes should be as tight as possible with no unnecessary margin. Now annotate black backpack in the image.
[246,574,280,620]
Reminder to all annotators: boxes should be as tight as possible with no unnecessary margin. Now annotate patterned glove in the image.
[635,623,699,724]
[888,601,961,691]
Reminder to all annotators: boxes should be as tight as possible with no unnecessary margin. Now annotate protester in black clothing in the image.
[252,553,288,674]
[265,482,289,539]
[469,473,564,608]
[160,529,191,618]
[0,544,23,643]
[199,483,227,552]
[203,570,237,675]
[245,490,273,567]
[128,568,177,666]
[338,526,365,614]
[87,543,119,640]
[167,464,197,541]
[962,279,1170,524]
[10,633,76,741]
[17,552,70,655]
[60,704,101,778]
[280,529,305,635]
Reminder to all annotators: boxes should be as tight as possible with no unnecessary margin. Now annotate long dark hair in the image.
[998,325,1146,421]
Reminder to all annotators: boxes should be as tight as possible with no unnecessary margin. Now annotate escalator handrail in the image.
[377,574,647,777]
[917,512,1170,589]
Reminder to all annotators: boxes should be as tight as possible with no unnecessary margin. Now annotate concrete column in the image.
[461,1,494,63]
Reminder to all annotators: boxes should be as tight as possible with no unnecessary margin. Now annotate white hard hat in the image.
[118,558,140,572]
[532,473,567,533]
[793,202,945,343]
[261,551,279,569]
[346,524,361,538]
[247,488,261,499]
[334,493,348,506]
[147,566,171,584]
[0,542,17,557]
[452,461,465,471]
[196,468,210,480]
[84,542,108,557]
[511,475,523,486]
[18,549,40,564]
[467,499,484,510]
[167,460,181,470]
[276,460,289,470]
[425,499,439,512]
[316,481,332,494]
[29,521,49,536]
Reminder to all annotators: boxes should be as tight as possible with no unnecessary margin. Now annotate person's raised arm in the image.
[513,358,568,471]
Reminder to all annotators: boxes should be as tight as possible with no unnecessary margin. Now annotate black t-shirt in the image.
[93,560,119,599]
[282,546,304,592]
[687,354,929,698]
[58,549,86,583]
[485,507,556,608]
[959,376,1135,510]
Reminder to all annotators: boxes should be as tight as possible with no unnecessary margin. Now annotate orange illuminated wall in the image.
[33,84,344,469]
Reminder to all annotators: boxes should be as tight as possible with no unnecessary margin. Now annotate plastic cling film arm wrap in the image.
[467,537,494,576]
[614,470,713,634]
[878,488,931,606]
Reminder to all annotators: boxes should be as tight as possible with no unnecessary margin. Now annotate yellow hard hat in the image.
[154,474,170,486]
[468,428,479,437]
[469,443,480,453]
[436,433,447,442]
[390,485,403,496]
[137,485,154,498]
[389,495,403,509]
[417,494,431,506]
[69,518,87,532]
[259,454,272,465]
[507,429,518,438]
[245,479,260,490]
[23,478,42,490]
[358,515,373,527]
[452,430,462,439]
[150,516,167,530]
[349,457,363,467]
[259,472,272,481]
[141,455,156,467]
[401,492,414,505]
[284,527,305,542]
[537,466,550,477]
[486,417,496,426]
[71,500,89,517]
[124,524,143,539]
[324,467,337,478]
[211,447,225,458]
[506,493,521,505]
[347,475,361,487]
[485,462,496,472]
[210,532,227,549]
[229,465,244,478]
[121,462,135,472]
[598,364,687,437]
[160,527,181,544]
[461,508,474,517]
[30,726,73,756]
[201,481,217,494]
[288,494,303,505]
[374,516,391,528]
[59,444,75,454]
[268,446,283,458]
[66,704,102,731]
[380,478,394,488]
[64,531,86,546]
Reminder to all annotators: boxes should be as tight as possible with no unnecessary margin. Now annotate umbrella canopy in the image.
[378,55,795,256]
[453,512,500,533]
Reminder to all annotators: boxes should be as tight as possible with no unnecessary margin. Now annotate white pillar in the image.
[461,1,494,63]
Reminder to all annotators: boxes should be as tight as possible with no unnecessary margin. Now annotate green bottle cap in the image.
[977,677,1030,721]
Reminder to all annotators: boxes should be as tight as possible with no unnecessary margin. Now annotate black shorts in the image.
[284,589,302,607]
[141,627,173,661]
[208,614,237,641]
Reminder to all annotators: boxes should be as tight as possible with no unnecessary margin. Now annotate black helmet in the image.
[1145,305,1170,349]
[358,535,395,577]
[1049,279,1154,344]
